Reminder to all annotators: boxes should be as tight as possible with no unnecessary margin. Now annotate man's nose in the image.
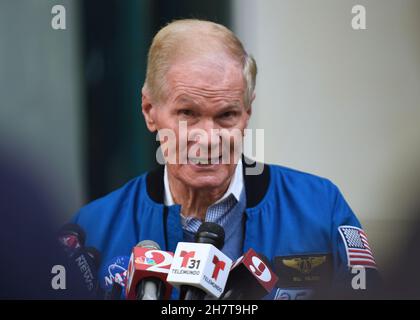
[189,119,220,149]
[199,118,219,133]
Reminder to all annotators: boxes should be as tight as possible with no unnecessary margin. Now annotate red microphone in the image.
[125,240,174,300]
[221,248,278,300]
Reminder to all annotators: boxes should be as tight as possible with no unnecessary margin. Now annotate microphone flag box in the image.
[167,242,232,298]
[125,246,174,300]
[229,248,279,296]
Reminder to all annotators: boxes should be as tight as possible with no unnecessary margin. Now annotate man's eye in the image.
[219,111,237,119]
[178,109,195,117]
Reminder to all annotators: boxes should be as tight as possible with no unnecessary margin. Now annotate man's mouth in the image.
[188,155,222,165]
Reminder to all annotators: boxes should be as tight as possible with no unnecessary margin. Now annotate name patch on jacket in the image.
[273,254,332,287]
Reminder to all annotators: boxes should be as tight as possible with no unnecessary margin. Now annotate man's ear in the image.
[141,87,157,132]
[244,92,255,126]
[249,92,256,108]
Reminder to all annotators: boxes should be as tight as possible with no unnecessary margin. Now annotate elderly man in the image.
[72,19,378,299]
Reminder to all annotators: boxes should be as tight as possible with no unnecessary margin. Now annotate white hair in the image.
[144,19,257,108]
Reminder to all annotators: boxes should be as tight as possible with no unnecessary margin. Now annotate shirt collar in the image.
[163,158,244,206]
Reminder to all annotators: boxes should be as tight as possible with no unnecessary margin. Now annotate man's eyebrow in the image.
[174,95,200,106]
[225,101,241,108]
[175,95,241,109]
[219,102,242,110]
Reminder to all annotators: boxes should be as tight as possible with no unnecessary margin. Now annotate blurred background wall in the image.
[0,0,230,224]
[0,0,85,225]
[1,0,419,288]
[233,0,420,278]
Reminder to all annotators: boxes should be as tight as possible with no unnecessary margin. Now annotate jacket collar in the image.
[146,156,270,209]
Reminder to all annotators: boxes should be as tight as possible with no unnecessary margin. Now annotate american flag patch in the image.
[338,226,377,269]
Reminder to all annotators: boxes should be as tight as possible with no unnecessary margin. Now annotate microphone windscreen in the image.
[57,223,86,250]
[195,222,225,249]
[85,246,101,270]
[137,240,161,250]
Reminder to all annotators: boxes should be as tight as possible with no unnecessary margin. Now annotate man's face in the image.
[146,53,251,190]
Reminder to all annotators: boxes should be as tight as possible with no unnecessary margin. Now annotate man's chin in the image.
[180,175,229,190]
[171,163,234,190]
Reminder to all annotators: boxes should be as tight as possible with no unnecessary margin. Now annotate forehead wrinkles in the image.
[171,84,243,102]
[165,56,245,102]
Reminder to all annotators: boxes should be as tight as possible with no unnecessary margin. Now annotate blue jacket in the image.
[72,161,377,299]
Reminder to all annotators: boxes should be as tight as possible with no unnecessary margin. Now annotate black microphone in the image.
[180,222,225,300]
[104,281,123,300]
[56,223,102,299]
[68,246,102,299]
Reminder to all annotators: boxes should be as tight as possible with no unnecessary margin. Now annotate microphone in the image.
[167,222,232,300]
[125,240,174,300]
[57,223,86,256]
[85,247,101,270]
[56,223,102,298]
[104,281,123,300]
[220,249,278,300]
[67,245,102,298]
